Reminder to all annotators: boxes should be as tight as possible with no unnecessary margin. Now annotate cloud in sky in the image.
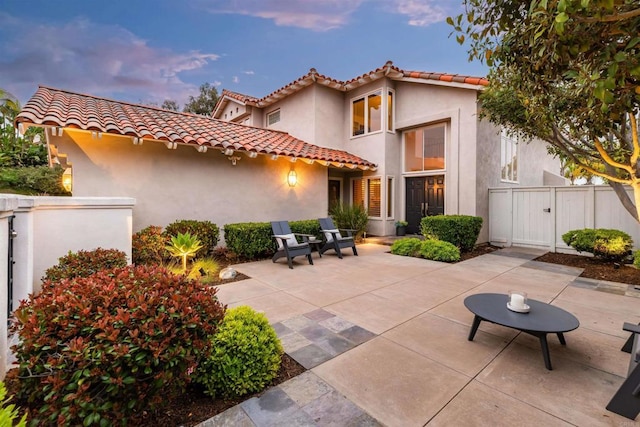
[232,76,240,83]
[389,0,449,26]
[198,0,365,31]
[243,70,255,75]
[198,0,455,31]
[0,13,219,104]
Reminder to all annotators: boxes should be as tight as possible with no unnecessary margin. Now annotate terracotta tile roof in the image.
[16,86,377,170]
[219,89,259,105]
[213,61,488,115]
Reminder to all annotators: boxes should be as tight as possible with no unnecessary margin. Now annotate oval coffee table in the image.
[464,293,580,370]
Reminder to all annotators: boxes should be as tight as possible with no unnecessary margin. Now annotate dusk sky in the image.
[0,1,488,107]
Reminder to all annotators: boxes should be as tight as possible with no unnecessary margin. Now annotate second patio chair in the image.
[271,221,314,269]
[318,217,358,259]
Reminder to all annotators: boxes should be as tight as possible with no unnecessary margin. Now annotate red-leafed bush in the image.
[11,265,226,426]
[132,225,169,265]
[43,248,128,281]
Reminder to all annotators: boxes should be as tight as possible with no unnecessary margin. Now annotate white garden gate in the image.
[489,186,640,252]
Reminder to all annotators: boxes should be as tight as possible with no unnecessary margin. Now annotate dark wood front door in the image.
[405,176,445,234]
[426,175,445,216]
[406,178,425,234]
[328,179,341,212]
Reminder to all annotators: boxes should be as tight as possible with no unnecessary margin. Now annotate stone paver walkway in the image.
[201,244,639,426]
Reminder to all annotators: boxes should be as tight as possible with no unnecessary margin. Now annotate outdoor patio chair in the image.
[606,322,640,420]
[318,217,358,259]
[271,221,314,269]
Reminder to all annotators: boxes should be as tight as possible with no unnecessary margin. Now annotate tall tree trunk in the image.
[609,181,640,222]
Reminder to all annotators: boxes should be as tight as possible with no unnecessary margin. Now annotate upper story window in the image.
[352,90,383,137]
[404,123,446,172]
[501,129,518,182]
[351,89,394,137]
[267,109,281,126]
[387,90,394,132]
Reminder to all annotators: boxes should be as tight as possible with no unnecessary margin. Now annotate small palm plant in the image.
[166,232,204,273]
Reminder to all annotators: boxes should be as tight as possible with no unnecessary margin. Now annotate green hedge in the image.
[420,215,482,252]
[224,220,321,259]
[562,228,633,262]
[0,166,69,195]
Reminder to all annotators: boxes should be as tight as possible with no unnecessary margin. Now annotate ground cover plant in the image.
[391,237,460,262]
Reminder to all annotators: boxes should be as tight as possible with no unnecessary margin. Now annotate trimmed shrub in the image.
[419,239,461,262]
[420,215,483,252]
[164,220,220,258]
[0,381,26,427]
[634,250,640,269]
[562,228,633,262]
[224,222,274,259]
[224,219,322,259]
[132,225,168,265]
[196,306,282,398]
[43,248,128,281]
[0,166,69,196]
[11,265,226,426]
[329,203,369,240]
[390,238,423,257]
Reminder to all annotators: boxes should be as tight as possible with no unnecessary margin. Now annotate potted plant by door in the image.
[395,220,408,236]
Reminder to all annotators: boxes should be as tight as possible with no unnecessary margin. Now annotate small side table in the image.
[306,239,323,257]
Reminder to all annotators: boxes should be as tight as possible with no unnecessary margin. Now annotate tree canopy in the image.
[450,0,640,220]
[183,83,219,116]
[1,88,47,167]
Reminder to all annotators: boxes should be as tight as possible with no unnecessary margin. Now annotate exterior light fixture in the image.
[62,167,72,192]
[287,170,297,187]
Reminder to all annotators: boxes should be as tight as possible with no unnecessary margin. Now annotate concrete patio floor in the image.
[200,244,640,426]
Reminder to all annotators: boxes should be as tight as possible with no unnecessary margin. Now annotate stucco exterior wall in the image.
[313,85,345,150]
[263,87,316,143]
[53,130,328,233]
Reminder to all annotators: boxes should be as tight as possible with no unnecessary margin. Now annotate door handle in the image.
[543,208,551,213]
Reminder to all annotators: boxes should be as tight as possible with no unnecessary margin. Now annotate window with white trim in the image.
[267,109,281,126]
[404,123,446,172]
[387,90,394,132]
[351,90,383,136]
[386,176,394,218]
[501,129,519,182]
[351,177,381,218]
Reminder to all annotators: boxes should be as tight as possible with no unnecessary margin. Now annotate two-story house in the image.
[213,61,565,239]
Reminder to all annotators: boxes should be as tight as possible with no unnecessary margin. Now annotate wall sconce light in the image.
[287,169,297,187]
[62,167,73,193]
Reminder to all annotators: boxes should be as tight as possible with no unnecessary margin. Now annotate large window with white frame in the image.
[501,129,518,182]
[352,89,395,137]
[352,177,382,218]
[404,123,446,172]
